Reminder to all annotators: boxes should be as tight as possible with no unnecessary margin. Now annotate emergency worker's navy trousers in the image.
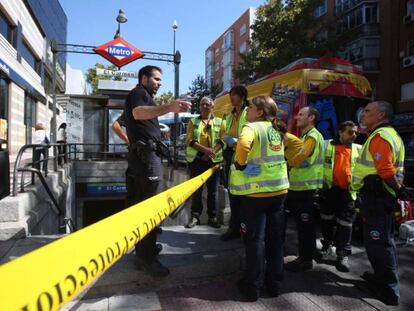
[320,186,356,255]
[189,157,219,218]
[288,190,317,261]
[240,194,286,292]
[360,187,400,299]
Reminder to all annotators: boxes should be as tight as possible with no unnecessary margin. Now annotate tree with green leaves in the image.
[188,75,209,114]
[154,91,174,106]
[234,0,341,83]
[85,63,126,95]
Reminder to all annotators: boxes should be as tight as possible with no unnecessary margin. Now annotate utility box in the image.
[0,139,10,199]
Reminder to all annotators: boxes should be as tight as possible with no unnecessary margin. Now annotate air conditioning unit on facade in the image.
[403,55,414,68]
[403,13,414,24]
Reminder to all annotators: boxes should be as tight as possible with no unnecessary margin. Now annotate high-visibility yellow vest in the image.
[186,116,224,163]
[323,140,361,199]
[224,108,247,142]
[229,121,289,195]
[351,126,405,197]
[289,127,325,191]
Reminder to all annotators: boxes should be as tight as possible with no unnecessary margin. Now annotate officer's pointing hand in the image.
[169,100,192,113]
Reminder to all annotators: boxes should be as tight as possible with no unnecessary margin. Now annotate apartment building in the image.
[316,0,414,112]
[205,8,256,92]
[0,0,67,154]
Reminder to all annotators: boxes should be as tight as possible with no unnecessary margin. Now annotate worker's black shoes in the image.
[285,257,313,272]
[220,229,240,241]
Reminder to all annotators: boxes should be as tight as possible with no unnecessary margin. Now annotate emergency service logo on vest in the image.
[268,128,282,151]
[370,230,380,240]
[94,37,144,67]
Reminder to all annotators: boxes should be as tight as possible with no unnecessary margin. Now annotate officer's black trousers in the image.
[126,150,163,263]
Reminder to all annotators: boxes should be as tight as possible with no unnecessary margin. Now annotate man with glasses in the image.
[185,96,225,229]
[318,121,360,272]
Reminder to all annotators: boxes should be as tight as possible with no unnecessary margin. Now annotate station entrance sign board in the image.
[94,37,144,67]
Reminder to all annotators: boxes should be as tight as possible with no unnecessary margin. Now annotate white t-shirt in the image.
[57,128,66,142]
[33,129,49,144]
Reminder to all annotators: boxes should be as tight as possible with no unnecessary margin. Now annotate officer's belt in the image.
[130,139,157,152]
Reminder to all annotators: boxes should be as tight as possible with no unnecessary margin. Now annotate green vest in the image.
[186,116,224,163]
[224,108,248,143]
[229,121,289,195]
[323,140,361,199]
[351,126,405,197]
[289,127,325,191]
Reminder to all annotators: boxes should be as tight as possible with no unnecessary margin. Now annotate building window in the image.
[314,0,327,18]
[223,30,234,50]
[239,24,247,36]
[215,63,220,72]
[21,40,41,75]
[24,94,36,144]
[0,10,16,47]
[0,76,8,121]
[239,41,247,54]
[408,40,414,56]
[215,48,219,55]
[407,0,414,15]
[365,5,378,23]
[401,82,414,101]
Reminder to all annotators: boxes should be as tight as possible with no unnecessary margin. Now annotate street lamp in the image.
[172,20,178,54]
[114,9,128,39]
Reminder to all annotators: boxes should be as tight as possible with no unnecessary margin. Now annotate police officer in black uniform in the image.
[124,65,191,277]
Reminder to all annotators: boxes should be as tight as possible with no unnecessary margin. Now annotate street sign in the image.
[96,68,138,78]
[94,37,144,68]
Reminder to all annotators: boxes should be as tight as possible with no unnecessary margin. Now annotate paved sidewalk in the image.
[70,220,414,311]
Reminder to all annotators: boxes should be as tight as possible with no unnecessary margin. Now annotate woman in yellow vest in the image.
[221,85,249,241]
[185,96,225,229]
[229,96,289,301]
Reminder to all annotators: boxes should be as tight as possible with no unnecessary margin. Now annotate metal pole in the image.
[51,40,57,143]
[173,50,180,169]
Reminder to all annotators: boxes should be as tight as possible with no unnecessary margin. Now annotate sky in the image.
[59,0,265,95]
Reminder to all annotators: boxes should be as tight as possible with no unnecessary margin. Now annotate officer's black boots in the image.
[135,257,170,277]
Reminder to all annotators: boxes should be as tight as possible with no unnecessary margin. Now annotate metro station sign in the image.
[94,37,144,68]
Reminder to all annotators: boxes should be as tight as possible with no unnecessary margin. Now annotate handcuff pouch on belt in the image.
[130,139,169,163]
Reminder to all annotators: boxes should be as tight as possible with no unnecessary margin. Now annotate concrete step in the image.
[0,219,27,241]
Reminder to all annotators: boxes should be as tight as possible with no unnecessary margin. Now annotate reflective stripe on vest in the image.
[186,117,224,163]
[351,126,405,197]
[229,121,289,195]
[289,127,325,191]
[323,140,361,199]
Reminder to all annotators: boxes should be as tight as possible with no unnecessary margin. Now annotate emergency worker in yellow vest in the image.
[185,96,225,229]
[229,96,289,302]
[352,101,407,306]
[221,85,249,241]
[318,121,360,272]
[285,107,325,272]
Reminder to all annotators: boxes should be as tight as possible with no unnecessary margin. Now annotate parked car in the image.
[165,134,186,165]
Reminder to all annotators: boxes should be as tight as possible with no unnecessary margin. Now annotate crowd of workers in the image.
[117,64,407,307]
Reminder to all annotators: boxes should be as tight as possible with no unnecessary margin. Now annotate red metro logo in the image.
[94,37,144,68]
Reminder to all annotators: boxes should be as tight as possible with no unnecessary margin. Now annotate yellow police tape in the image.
[0,166,218,311]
